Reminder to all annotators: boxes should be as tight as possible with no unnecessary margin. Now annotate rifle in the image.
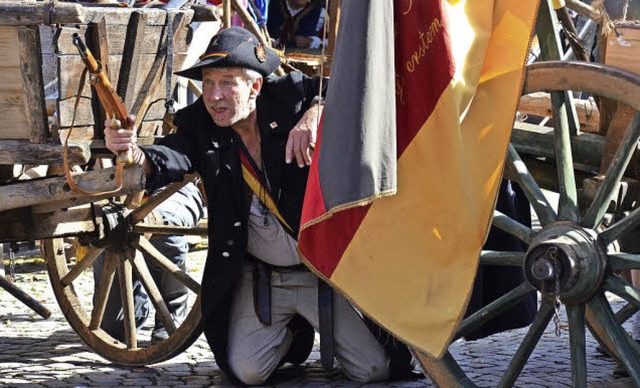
[72,32,133,165]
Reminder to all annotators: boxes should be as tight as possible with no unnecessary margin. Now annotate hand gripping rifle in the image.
[63,33,133,196]
[72,33,134,165]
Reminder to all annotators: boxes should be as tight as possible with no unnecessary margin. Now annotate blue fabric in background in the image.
[248,0,270,25]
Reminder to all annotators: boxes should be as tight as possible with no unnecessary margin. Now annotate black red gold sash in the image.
[238,149,293,232]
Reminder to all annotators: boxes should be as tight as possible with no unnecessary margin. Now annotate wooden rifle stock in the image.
[72,33,133,165]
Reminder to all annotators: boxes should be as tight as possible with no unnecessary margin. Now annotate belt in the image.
[248,255,335,370]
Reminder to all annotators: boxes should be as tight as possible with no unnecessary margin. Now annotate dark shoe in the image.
[613,363,628,379]
[151,327,169,344]
[281,315,314,366]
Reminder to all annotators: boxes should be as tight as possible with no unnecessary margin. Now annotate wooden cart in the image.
[0,0,217,366]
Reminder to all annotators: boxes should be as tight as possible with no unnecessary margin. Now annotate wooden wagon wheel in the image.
[42,178,206,366]
[416,61,640,386]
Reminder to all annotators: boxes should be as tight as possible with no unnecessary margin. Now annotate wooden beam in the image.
[0,140,90,165]
[0,2,85,25]
[511,121,605,167]
[518,92,601,134]
[0,205,96,242]
[17,26,48,144]
[0,165,146,213]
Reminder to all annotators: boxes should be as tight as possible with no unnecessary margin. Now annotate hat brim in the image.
[175,42,281,81]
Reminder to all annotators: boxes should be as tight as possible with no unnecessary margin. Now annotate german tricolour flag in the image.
[298,0,540,357]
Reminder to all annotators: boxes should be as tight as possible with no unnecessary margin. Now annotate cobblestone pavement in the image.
[0,249,636,387]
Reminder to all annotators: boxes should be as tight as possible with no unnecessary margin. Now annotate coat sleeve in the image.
[140,100,211,191]
[140,131,200,191]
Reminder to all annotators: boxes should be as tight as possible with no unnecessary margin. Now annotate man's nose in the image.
[206,85,224,100]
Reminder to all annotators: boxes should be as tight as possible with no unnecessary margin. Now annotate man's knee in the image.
[343,355,390,383]
[228,356,271,386]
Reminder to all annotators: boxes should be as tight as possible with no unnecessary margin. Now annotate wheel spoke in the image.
[61,246,105,287]
[608,252,640,272]
[498,299,554,388]
[614,302,639,325]
[413,350,476,388]
[133,236,200,293]
[133,223,208,236]
[506,143,557,226]
[567,304,587,388]
[603,274,640,310]
[89,252,118,331]
[582,112,640,229]
[599,206,640,246]
[131,251,177,335]
[588,293,640,384]
[456,282,536,339]
[479,250,525,267]
[492,210,536,245]
[118,252,138,350]
[128,175,196,224]
[550,91,579,222]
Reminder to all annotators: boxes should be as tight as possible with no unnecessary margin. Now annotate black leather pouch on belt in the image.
[253,260,272,326]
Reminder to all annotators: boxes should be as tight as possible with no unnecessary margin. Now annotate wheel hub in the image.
[524,222,607,303]
[92,201,133,253]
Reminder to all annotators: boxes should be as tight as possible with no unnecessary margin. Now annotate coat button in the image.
[222,252,230,258]
[234,222,241,227]
[227,240,234,246]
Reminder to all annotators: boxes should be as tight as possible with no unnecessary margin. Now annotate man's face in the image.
[201,67,261,128]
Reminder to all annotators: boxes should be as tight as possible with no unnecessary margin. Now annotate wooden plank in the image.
[0,27,21,67]
[57,126,95,142]
[519,92,600,134]
[58,53,187,127]
[0,27,29,140]
[81,6,186,27]
[600,23,640,178]
[18,26,49,144]
[0,205,96,243]
[0,2,85,26]
[56,20,190,55]
[605,26,640,76]
[0,139,89,165]
[0,165,146,213]
[117,11,148,112]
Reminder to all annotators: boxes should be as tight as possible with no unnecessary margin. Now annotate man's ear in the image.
[250,77,263,99]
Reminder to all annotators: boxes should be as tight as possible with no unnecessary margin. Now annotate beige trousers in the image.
[227,263,390,385]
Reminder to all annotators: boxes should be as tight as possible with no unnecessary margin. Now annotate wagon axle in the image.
[524,222,607,303]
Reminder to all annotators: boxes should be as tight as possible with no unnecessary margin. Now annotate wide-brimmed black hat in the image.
[175,27,280,80]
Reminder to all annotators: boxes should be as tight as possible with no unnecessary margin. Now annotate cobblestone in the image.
[0,253,637,387]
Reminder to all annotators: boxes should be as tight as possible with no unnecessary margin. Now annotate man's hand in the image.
[104,115,150,177]
[286,103,323,168]
[104,115,138,155]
